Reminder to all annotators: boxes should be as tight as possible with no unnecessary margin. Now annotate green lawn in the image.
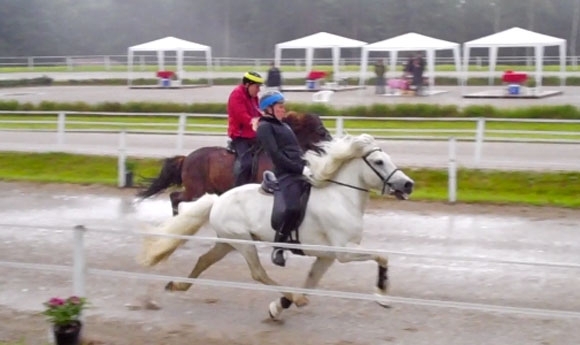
[0,152,578,208]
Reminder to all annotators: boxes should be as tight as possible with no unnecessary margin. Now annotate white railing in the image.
[2,110,580,146]
[1,55,579,71]
[1,223,579,319]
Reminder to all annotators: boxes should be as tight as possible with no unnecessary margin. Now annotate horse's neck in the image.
[323,159,370,214]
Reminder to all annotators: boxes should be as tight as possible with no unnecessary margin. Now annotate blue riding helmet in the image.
[259,91,285,111]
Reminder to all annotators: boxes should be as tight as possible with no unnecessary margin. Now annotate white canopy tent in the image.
[274,32,367,82]
[127,36,213,87]
[358,32,461,90]
[463,27,566,91]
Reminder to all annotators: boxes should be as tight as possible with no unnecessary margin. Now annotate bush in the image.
[1,99,579,119]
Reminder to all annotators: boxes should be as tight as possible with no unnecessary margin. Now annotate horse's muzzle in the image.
[389,180,414,200]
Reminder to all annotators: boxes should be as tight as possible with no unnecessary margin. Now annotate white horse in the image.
[139,133,414,319]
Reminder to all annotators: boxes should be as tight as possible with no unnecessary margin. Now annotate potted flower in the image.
[42,296,87,345]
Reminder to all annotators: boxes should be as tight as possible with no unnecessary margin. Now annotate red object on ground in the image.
[156,71,175,79]
[307,71,327,80]
[502,71,528,84]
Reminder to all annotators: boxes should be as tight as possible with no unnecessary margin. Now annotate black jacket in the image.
[266,67,282,87]
[256,115,305,176]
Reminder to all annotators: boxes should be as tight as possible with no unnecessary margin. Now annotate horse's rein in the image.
[325,148,400,194]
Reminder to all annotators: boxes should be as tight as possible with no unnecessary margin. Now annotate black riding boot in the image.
[271,230,288,267]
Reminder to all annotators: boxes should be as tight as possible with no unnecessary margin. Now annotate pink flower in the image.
[68,296,81,305]
[48,297,64,307]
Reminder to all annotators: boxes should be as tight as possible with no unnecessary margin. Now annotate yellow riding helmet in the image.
[243,71,264,85]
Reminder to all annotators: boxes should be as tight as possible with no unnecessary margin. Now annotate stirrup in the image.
[271,248,287,267]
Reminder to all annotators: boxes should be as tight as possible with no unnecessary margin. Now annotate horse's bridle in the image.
[327,148,400,194]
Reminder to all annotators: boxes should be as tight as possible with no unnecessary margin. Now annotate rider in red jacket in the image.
[227,71,264,186]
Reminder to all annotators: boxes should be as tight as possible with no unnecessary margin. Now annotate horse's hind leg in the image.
[166,243,234,292]
[234,244,298,320]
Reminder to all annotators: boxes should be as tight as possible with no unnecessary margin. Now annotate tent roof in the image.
[276,32,367,49]
[129,36,210,52]
[465,27,565,48]
[365,32,459,51]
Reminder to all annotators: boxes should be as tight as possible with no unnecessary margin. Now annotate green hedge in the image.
[1,99,579,119]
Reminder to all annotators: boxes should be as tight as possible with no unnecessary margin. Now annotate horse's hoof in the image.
[165,281,176,291]
[268,301,282,320]
[293,295,309,307]
[374,292,391,309]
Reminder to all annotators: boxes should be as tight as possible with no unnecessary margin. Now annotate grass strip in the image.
[0,152,578,208]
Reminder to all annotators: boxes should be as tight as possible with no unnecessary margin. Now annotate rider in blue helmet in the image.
[259,90,285,111]
[256,91,313,267]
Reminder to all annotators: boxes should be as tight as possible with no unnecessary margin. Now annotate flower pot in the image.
[53,320,82,345]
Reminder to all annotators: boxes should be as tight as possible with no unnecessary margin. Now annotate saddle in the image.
[260,171,311,255]
[229,140,263,183]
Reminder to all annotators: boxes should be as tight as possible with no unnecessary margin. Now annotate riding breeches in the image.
[231,137,256,187]
[276,174,306,235]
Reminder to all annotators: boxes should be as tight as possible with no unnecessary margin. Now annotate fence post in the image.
[448,137,457,204]
[118,131,127,188]
[104,55,111,71]
[474,117,486,166]
[176,113,186,151]
[73,225,86,298]
[57,112,66,147]
[28,57,34,71]
[335,117,344,137]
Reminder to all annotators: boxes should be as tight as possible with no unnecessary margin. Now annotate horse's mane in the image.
[304,134,376,186]
[283,111,329,153]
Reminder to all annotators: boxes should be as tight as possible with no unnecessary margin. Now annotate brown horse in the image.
[137,112,332,215]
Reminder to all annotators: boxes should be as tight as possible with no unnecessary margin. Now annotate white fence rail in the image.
[0,55,578,71]
[1,223,580,319]
[2,110,580,145]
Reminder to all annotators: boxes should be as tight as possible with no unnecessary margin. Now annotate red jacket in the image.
[227,84,261,139]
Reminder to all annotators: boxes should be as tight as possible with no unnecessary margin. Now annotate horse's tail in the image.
[136,155,185,199]
[139,193,218,267]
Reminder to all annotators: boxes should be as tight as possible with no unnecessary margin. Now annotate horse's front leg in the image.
[334,242,390,306]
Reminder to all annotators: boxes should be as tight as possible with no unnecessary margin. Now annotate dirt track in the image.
[1,182,580,345]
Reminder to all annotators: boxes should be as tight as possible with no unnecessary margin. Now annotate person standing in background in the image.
[266,62,282,91]
[374,59,386,94]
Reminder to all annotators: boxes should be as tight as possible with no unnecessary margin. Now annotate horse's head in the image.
[356,135,414,199]
[283,112,332,153]
[305,134,414,200]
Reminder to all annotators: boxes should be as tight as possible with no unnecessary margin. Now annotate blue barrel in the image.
[508,84,520,95]
[306,80,316,89]
[162,78,170,88]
